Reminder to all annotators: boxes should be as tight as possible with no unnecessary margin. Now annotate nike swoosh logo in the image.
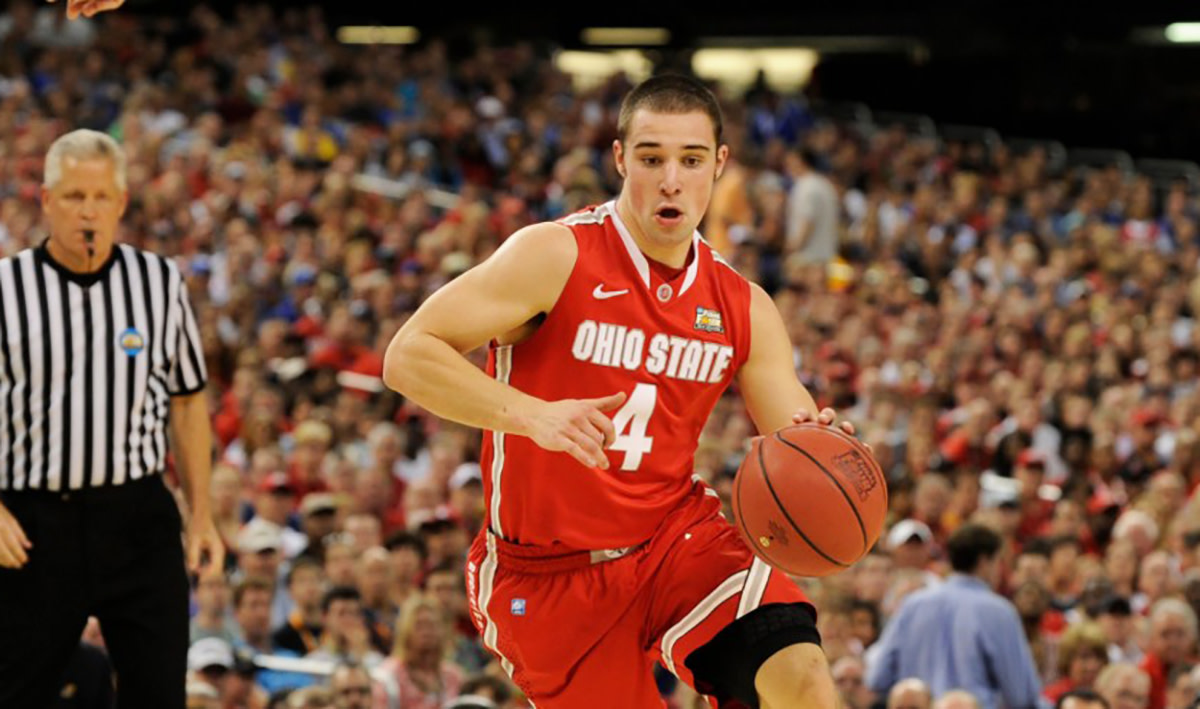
[593,284,629,300]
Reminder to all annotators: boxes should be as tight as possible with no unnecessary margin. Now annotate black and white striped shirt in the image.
[0,242,207,492]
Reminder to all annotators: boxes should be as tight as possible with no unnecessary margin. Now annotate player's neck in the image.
[614,196,692,269]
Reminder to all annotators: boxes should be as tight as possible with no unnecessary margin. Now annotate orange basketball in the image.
[732,423,888,577]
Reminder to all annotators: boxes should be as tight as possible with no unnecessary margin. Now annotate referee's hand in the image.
[0,501,32,569]
[186,516,225,575]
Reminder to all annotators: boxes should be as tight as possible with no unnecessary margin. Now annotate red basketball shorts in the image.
[465,484,812,708]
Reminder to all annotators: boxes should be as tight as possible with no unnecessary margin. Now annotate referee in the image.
[0,129,225,707]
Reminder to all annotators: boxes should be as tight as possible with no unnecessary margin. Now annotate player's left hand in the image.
[186,515,226,574]
[792,406,856,437]
[46,0,125,20]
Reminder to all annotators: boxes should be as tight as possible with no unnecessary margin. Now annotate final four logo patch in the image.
[694,307,724,334]
[118,328,145,357]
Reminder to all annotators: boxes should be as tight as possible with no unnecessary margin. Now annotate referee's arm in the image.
[166,265,224,574]
[170,391,224,573]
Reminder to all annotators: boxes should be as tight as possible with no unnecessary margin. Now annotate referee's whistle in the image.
[83,229,95,258]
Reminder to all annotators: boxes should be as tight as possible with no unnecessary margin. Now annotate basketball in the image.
[732,423,888,577]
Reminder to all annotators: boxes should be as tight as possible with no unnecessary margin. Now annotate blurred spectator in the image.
[832,655,875,709]
[867,524,1042,709]
[1045,623,1111,703]
[358,547,398,653]
[455,676,513,708]
[1140,599,1199,709]
[329,661,380,709]
[1098,596,1143,665]
[252,472,309,558]
[1056,689,1110,709]
[888,678,933,709]
[423,562,488,674]
[236,518,292,626]
[299,493,344,561]
[192,569,239,644]
[306,586,384,669]
[784,146,839,265]
[384,532,427,610]
[288,686,335,709]
[375,594,465,709]
[1165,664,1200,709]
[345,515,384,556]
[273,558,327,656]
[1096,663,1151,709]
[231,577,312,695]
[291,421,334,499]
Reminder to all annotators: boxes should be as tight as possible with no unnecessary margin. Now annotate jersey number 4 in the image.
[610,383,656,471]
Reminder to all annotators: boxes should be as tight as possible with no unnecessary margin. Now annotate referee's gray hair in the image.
[43,129,128,192]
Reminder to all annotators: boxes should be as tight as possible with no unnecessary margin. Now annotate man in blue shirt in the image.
[867,524,1044,709]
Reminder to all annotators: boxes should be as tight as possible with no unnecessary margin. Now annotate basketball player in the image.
[384,75,850,707]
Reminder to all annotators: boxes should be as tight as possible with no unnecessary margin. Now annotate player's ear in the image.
[715,143,729,181]
[613,139,626,179]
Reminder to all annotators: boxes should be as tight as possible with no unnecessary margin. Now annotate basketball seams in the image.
[773,430,869,556]
[734,439,789,570]
[756,436,850,569]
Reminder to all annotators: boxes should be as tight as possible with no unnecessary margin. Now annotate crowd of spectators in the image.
[6,1,1200,708]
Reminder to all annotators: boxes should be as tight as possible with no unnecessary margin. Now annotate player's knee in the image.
[685,602,823,708]
[754,643,838,708]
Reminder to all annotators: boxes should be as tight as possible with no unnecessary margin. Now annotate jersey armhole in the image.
[490,221,583,352]
[732,272,754,374]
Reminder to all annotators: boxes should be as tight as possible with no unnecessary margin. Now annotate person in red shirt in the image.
[384,75,853,707]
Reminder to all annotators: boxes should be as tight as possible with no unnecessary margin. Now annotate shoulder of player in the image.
[744,280,778,318]
[489,221,578,273]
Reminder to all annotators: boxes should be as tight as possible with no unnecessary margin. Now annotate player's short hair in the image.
[617,74,723,146]
[947,524,1001,573]
[44,128,127,191]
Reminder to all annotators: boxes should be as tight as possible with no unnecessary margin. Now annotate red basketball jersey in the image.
[479,201,753,550]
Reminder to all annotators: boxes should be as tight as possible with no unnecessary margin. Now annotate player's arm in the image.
[737,283,820,433]
[383,223,622,469]
[737,283,856,436]
[737,283,843,705]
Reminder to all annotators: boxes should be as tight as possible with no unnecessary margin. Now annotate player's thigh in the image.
[467,534,661,707]
[648,516,820,706]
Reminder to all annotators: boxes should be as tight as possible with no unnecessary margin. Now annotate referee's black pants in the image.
[0,476,189,708]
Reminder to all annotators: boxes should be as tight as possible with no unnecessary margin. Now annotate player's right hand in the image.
[524,392,626,469]
[0,501,32,569]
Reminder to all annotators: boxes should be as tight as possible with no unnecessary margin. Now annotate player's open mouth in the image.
[654,206,684,227]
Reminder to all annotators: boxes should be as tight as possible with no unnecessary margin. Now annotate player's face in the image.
[41,156,127,264]
[614,109,727,248]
